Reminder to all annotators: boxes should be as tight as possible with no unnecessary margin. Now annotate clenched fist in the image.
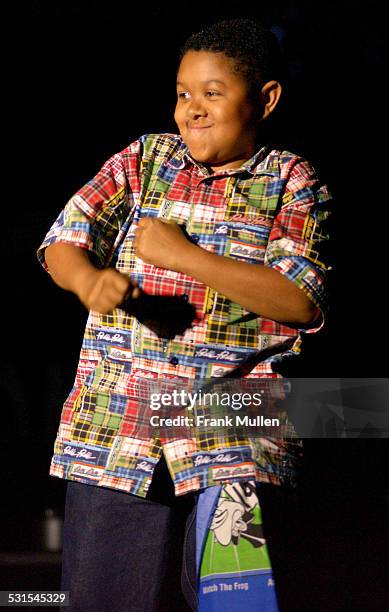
[77,268,140,314]
[134,217,194,271]
[44,242,141,315]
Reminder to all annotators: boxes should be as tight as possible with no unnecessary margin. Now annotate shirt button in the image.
[170,356,179,366]
[191,234,200,244]
[181,294,189,302]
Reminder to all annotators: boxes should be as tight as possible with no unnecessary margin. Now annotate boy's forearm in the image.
[179,243,319,325]
[44,242,97,295]
[133,218,320,326]
[44,240,318,324]
[44,242,137,313]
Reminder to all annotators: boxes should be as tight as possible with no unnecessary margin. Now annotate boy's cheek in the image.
[173,108,183,128]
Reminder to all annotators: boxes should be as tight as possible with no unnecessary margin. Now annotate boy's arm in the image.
[133,218,318,326]
[134,156,331,329]
[38,140,144,313]
[45,242,140,313]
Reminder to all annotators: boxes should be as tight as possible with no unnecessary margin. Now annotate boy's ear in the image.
[259,80,282,120]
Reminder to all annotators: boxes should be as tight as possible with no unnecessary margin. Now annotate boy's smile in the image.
[175,51,260,172]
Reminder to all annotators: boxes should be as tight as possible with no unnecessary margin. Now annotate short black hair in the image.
[178,18,284,99]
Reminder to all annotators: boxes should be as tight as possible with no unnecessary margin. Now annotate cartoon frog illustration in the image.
[210,482,266,547]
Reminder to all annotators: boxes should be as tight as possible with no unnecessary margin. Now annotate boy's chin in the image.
[182,139,213,163]
[187,147,216,166]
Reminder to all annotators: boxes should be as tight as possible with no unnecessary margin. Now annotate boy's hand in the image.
[44,242,140,314]
[76,268,141,314]
[134,217,194,271]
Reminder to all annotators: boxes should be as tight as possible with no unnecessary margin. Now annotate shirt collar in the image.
[166,137,279,177]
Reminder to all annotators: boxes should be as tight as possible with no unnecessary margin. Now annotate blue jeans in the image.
[61,455,198,612]
[61,456,302,611]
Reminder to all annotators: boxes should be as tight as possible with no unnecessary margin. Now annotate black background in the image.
[1,1,388,608]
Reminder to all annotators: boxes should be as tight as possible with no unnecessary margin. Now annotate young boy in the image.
[37,18,331,612]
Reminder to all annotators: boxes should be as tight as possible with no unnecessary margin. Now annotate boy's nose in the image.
[187,99,207,118]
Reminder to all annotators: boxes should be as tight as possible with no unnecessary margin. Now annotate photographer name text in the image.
[149,414,280,427]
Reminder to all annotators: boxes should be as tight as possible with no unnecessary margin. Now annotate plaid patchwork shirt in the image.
[37,133,332,497]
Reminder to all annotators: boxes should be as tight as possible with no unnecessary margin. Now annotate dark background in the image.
[1,1,388,609]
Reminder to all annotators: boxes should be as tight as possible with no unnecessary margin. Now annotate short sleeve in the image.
[37,142,141,271]
[264,158,332,333]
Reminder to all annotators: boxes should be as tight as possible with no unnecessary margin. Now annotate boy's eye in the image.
[176,90,220,100]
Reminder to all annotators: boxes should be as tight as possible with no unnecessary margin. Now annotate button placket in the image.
[161,340,179,367]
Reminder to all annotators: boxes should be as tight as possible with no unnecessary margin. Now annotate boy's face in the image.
[175,51,259,172]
